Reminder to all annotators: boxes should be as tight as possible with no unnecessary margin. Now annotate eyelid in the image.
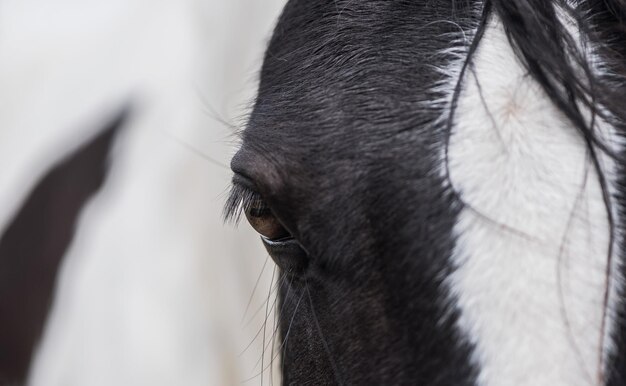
[231,172,258,192]
[262,234,308,253]
[261,235,293,245]
[261,235,309,274]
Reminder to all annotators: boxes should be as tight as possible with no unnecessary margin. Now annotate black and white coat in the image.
[227,0,626,385]
[2,0,626,385]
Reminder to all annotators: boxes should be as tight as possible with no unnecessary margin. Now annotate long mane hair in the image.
[454,1,626,382]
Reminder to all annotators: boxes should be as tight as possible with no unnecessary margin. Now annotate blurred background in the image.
[0,0,288,384]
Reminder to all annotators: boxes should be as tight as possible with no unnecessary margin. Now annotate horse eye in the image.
[244,198,290,240]
[244,197,308,274]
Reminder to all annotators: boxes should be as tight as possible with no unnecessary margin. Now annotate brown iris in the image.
[244,199,289,240]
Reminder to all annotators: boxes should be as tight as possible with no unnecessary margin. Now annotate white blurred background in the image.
[0,0,288,384]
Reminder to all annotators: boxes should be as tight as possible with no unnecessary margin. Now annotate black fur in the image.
[228,0,626,384]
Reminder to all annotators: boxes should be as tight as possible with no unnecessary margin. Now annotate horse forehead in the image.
[248,9,471,163]
[256,0,476,94]
[241,0,479,205]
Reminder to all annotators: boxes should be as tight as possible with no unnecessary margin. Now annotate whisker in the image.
[242,290,305,384]
[260,265,277,386]
[252,274,296,371]
[241,255,270,325]
[194,85,243,135]
[159,130,229,169]
[242,269,287,329]
[305,280,344,385]
[238,267,283,358]
[270,280,279,386]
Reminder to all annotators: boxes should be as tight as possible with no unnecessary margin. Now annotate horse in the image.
[225,0,626,384]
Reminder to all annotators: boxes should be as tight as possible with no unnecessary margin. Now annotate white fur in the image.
[447,16,620,386]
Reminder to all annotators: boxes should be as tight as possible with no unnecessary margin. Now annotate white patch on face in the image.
[447,16,621,386]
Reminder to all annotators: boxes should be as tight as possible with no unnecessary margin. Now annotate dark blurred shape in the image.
[0,109,128,384]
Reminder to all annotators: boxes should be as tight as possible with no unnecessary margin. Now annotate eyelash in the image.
[223,183,266,225]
